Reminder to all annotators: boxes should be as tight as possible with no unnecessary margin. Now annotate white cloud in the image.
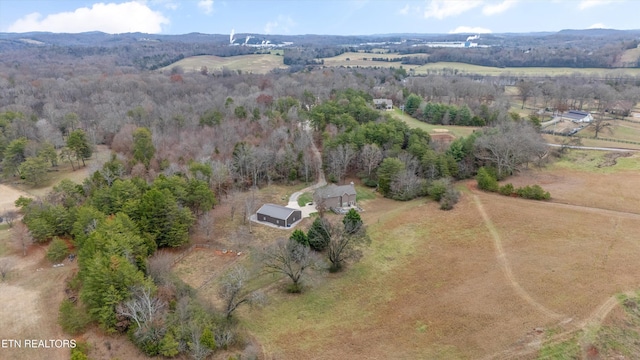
[589,22,608,28]
[197,0,214,15]
[424,0,483,19]
[151,0,179,10]
[578,0,613,10]
[482,0,518,15]
[7,2,169,34]
[449,26,493,34]
[264,15,296,34]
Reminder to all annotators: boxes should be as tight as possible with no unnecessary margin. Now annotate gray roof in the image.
[257,203,299,220]
[320,184,357,198]
[562,110,590,121]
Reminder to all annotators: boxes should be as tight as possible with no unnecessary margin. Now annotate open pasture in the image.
[162,54,288,74]
[236,153,640,359]
[412,62,640,77]
[320,52,422,70]
[391,109,478,138]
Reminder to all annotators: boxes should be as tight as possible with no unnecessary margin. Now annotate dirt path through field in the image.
[472,193,564,320]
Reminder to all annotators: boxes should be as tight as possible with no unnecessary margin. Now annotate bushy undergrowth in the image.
[476,167,550,200]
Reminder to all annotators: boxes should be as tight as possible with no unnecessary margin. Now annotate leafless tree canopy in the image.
[474,121,547,178]
[12,222,33,256]
[1,210,17,228]
[263,238,321,292]
[0,259,14,281]
[326,144,356,184]
[218,265,264,319]
[116,286,166,335]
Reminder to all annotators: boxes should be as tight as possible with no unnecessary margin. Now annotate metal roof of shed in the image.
[257,203,299,220]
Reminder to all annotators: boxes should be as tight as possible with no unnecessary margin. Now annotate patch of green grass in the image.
[391,109,478,138]
[355,185,376,202]
[537,337,580,359]
[297,192,313,207]
[241,200,423,354]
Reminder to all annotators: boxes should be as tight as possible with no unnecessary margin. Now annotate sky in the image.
[0,0,638,36]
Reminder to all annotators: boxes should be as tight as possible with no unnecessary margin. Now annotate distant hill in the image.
[1,29,638,71]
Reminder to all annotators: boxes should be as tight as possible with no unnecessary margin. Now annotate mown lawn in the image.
[390,109,477,138]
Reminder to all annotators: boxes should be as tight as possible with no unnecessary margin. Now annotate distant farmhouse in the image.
[373,98,393,111]
[558,110,593,123]
[256,204,301,227]
[315,183,357,209]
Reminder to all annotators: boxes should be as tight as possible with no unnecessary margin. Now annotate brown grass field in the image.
[321,52,422,70]
[220,152,640,359]
[412,62,640,77]
[162,54,288,74]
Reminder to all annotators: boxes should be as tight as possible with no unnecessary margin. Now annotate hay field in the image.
[321,52,420,70]
[162,54,288,74]
[236,153,640,359]
[412,62,640,77]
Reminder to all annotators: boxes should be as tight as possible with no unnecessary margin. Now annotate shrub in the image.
[47,237,69,263]
[427,179,448,201]
[362,177,377,188]
[516,185,551,200]
[439,188,460,210]
[290,229,309,246]
[499,183,515,196]
[476,167,499,192]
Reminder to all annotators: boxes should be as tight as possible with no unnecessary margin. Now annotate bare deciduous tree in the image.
[474,121,546,179]
[360,143,383,178]
[147,251,174,285]
[1,210,17,228]
[116,286,166,334]
[197,211,214,239]
[218,266,264,319]
[326,220,369,272]
[263,238,321,293]
[0,259,14,281]
[326,144,356,184]
[589,113,612,138]
[13,223,32,256]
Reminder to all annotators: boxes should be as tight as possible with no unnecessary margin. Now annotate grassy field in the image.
[412,62,640,77]
[225,152,640,359]
[320,52,424,70]
[161,54,288,74]
[390,109,478,138]
[149,130,640,359]
[618,47,640,66]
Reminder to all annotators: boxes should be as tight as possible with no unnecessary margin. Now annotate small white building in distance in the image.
[557,110,593,123]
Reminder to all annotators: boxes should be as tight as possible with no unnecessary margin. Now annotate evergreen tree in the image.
[67,130,92,167]
[290,229,309,246]
[18,156,49,186]
[307,217,331,251]
[342,209,362,234]
[2,137,28,177]
[132,127,155,168]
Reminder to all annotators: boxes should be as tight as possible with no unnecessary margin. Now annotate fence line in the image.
[171,243,214,265]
